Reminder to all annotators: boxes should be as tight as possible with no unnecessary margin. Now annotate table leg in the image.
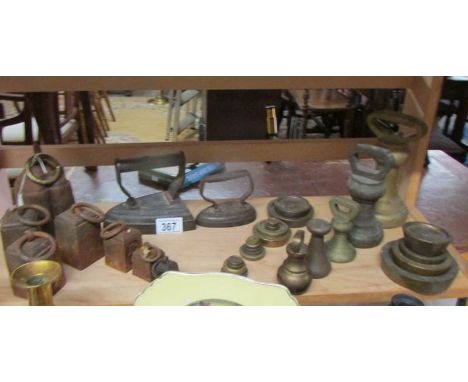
[451,98,468,144]
[78,91,95,144]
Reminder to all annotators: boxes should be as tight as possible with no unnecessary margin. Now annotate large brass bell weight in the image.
[368,110,428,228]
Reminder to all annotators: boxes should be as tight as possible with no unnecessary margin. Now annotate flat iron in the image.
[104,151,196,234]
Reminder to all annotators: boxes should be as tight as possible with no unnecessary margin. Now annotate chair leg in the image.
[100,91,116,122]
[165,90,175,141]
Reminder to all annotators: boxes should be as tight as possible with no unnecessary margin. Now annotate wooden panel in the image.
[0,76,416,92]
[0,138,377,168]
[1,197,467,305]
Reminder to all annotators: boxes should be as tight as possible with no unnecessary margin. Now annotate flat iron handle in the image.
[199,170,254,207]
[114,151,186,204]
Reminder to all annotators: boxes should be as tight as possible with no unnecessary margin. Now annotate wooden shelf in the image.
[2,197,468,306]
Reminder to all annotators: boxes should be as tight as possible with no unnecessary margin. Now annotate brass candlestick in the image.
[367,111,427,228]
[148,90,169,105]
[10,260,62,306]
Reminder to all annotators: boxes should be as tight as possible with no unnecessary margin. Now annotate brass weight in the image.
[277,230,312,294]
[326,197,360,263]
[253,218,291,247]
[221,256,248,276]
[368,111,428,228]
[267,196,314,228]
[239,236,265,261]
[306,218,332,279]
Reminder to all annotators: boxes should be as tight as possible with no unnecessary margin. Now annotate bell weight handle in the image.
[349,144,394,181]
[367,110,428,143]
[71,202,105,224]
[17,231,57,262]
[15,204,51,227]
[25,154,62,186]
[100,221,126,239]
[199,170,254,207]
[329,197,359,222]
[114,151,186,203]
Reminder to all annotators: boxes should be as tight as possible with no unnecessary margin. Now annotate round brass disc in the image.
[403,222,452,256]
[397,239,448,265]
[267,196,313,228]
[253,218,291,247]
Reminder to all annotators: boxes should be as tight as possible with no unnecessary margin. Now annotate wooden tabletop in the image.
[2,196,468,306]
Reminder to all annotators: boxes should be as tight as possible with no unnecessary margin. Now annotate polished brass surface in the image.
[306,218,332,279]
[132,242,165,282]
[10,260,62,305]
[277,230,312,294]
[101,221,142,273]
[391,241,452,276]
[13,153,75,234]
[221,255,248,276]
[326,196,360,263]
[403,222,452,257]
[239,235,265,261]
[55,202,105,270]
[104,151,195,233]
[148,90,169,105]
[398,239,448,265]
[368,111,428,228]
[265,106,278,137]
[267,196,314,228]
[196,170,256,227]
[381,242,458,295]
[253,218,291,248]
[347,144,394,248]
[1,204,51,251]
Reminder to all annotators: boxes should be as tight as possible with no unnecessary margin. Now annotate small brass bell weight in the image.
[277,230,311,294]
[326,197,360,263]
[347,144,394,248]
[368,111,428,228]
[10,260,63,305]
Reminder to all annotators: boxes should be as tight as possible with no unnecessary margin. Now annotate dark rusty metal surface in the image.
[132,242,165,282]
[54,202,105,270]
[196,170,256,228]
[1,204,50,251]
[104,151,195,234]
[101,221,142,273]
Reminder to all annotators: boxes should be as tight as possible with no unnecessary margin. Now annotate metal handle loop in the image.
[17,231,56,262]
[15,204,51,227]
[25,153,62,186]
[71,202,105,224]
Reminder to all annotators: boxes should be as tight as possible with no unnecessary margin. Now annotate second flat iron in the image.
[104,151,196,234]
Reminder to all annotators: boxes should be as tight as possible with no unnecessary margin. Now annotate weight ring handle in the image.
[17,231,57,262]
[349,144,394,181]
[367,110,428,145]
[139,243,164,263]
[71,202,105,224]
[199,170,254,208]
[15,204,51,227]
[329,197,359,222]
[25,153,62,186]
[100,221,126,240]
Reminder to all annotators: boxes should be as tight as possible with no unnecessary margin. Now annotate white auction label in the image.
[155,217,183,234]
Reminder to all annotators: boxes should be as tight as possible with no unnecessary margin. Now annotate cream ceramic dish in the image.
[134,271,298,306]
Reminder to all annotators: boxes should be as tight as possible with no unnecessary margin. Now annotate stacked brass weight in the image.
[1,204,51,251]
[5,231,66,298]
[10,260,63,306]
[101,221,142,273]
[368,110,428,228]
[253,218,291,247]
[240,236,265,261]
[277,230,312,294]
[221,256,248,276]
[196,170,256,227]
[306,218,332,278]
[325,197,360,263]
[267,196,314,228]
[13,152,75,234]
[347,144,394,248]
[55,202,105,270]
[132,242,167,282]
[380,222,459,295]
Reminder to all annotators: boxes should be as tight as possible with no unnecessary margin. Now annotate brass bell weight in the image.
[267,196,314,227]
[326,197,360,263]
[10,260,63,306]
[368,111,428,228]
[347,144,394,248]
[277,230,312,294]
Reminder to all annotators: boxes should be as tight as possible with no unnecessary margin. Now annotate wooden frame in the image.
[3,76,465,305]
